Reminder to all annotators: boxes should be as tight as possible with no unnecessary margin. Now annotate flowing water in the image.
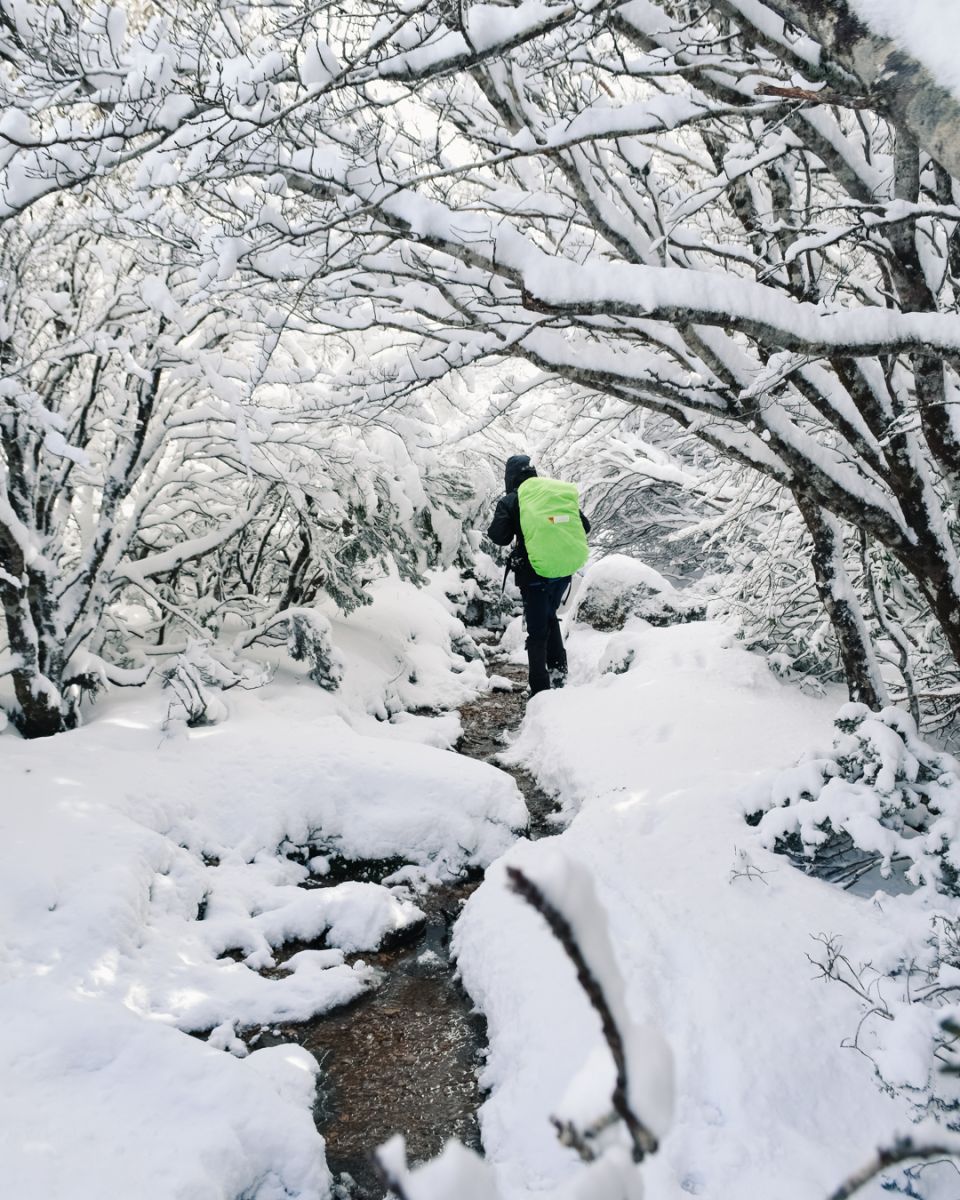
[248,648,560,1198]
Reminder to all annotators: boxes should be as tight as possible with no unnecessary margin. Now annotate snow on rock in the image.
[571,554,703,632]
[151,703,526,873]
[455,619,924,1199]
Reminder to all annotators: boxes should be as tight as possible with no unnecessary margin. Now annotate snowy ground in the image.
[454,617,960,1200]
[0,579,525,1200]
[4,572,959,1198]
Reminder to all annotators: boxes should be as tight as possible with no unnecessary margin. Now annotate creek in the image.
[250,651,560,1199]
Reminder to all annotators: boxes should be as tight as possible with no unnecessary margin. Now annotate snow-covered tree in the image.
[210,0,959,713]
[0,190,485,735]
[7,0,960,728]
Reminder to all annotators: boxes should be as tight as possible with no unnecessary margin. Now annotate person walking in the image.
[488,454,590,697]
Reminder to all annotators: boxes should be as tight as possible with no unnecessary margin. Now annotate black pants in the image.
[521,577,569,695]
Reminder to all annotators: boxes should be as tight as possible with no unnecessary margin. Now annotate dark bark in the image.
[794,493,888,709]
[0,521,66,738]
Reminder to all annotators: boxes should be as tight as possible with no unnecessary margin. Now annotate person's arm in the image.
[488,494,518,546]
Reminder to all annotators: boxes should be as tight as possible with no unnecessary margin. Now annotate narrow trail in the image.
[254,642,561,1200]
[455,657,563,839]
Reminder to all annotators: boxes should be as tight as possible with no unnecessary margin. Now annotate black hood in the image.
[504,454,537,493]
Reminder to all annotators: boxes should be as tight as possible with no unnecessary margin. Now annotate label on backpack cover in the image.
[518,477,589,579]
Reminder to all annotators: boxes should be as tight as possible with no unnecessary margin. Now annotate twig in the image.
[372,1151,413,1200]
[828,1137,958,1199]
[551,1116,598,1163]
[551,1109,621,1163]
[506,865,658,1161]
[729,847,771,884]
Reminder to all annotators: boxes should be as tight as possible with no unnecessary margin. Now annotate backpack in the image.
[517,477,589,579]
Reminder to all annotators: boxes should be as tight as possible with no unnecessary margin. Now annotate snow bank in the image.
[0,987,331,1200]
[500,621,823,816]
[455,620,934,1199]
[0,593,525,1198]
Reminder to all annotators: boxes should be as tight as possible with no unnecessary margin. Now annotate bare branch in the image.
[506,865,658,1162]
[828,1138,960,1200]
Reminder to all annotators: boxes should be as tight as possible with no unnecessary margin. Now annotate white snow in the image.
[5,576,960,1198]
[848,0,960,102]
[0,585,525,1199]
[454,618,950,1198]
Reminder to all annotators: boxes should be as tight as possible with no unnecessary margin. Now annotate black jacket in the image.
[488,455,590,587]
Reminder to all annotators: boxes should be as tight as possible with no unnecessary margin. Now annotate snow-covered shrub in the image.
[572,555,704,632]
[333,577,487,720]
[597,632,644,676]
[809,923,960,1135]
[162,641,272,728]
[749,704,960,895]
[232,608,344,692]
[284,611,344,691]
[446,539,516,630]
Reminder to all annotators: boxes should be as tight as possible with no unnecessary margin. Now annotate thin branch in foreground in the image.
[506,865,658,1161]
[372,1152,413,1200]
[828,1137,959,1199]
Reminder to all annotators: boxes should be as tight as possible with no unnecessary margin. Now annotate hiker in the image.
[488,454,590,697]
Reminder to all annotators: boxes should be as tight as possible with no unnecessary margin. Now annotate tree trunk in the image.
[762,0,960,180]
[795,492,888,709]
[0,523,67,738]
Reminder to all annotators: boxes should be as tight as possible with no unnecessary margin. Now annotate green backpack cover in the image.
[518,477,589,579]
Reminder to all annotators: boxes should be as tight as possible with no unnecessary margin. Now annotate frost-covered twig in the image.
[828,1137,959,1199]
[506,865,658,1161]
[807,934,893,1021]
[729,847,771,884]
